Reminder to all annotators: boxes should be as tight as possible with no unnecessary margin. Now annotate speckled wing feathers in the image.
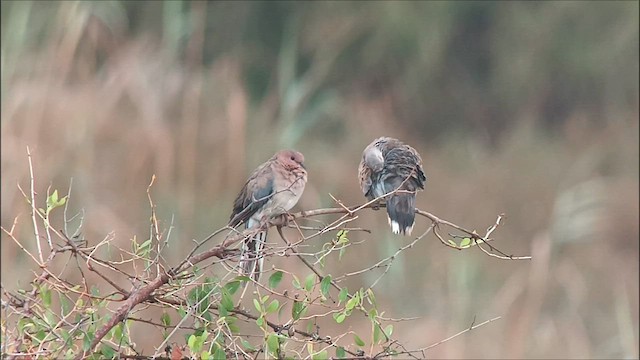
[358,137,426,235]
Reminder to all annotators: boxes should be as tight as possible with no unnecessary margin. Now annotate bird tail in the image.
[239,229,267,282]
[386,193,416,235]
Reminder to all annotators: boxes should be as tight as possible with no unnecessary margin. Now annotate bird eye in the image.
[290,156,295,160]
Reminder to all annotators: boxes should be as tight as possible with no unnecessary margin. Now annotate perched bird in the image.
[358,137,426,235]
[229,150,307,281]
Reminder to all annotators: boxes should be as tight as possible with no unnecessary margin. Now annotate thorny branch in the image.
[2,153,531,360]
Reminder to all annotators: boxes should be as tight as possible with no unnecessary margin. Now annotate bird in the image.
[229,149,307,282]
[358,137,426,235]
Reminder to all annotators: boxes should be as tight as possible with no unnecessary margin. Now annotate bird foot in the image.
[270,213,294,227]
[371,200,384,211]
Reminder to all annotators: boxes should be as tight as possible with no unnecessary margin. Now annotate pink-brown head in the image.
[275,149,306,170]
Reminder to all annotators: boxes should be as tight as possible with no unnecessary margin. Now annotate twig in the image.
[26,146,44,263]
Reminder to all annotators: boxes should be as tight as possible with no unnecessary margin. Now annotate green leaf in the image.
[338,287,348,304]
[292,300,306,320]
[100,344,117,359]
[266,299,280,314]
[226,316,240,334]
[320,275,332,297]
[114,323,124,343]
[220,288,234,311]
[292,275,302,290]
[384,324,394,338]
[256,316,264,328]
[161,312,171,327]
[368,308,378,321]
[339,246,346,261]
[366,288,377,307]
[448,239,457,247]
[253,298,262,313]
[336,346,347,359]
[201,350,211,360]
[266,334,280,357]
[353,334,365,347]
[83,331,94,352]
[312,350,328,360]
[177,306,187,319]
[224,280,241,295]
[373,323,382,344]
[139,239,152,251]
[213,346,226,360]
[40,286,51,308]
[268,271,284,289]
[241,338,256,351]
[234,275,252,282]
[188,334,197,352]
[46,190,58,209]
[345,292,359,311]
[333,312,346,324]
[460,237,472,247]
[60,294,72,317]
[304,273,316,292]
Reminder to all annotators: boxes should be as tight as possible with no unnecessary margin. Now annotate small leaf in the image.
[304,273,316,292]
[40,286,51,308]
[292,300,306,320]
[201,350,211,360]
[292,275,302,290]
[220,288,234,311]
[333,312,346,324]
[345,293,359,311]
[384,324,394,338]
[234,275,252,283]
[59,294,72,317]
[241,338,256,351]
[139,239,152,250]
[266,299,280,314]
[224,280,241,295]
[266,334,279,356]
[256,316,264,328]
[253,298,262,313]
[373,323,382,344]
[339,246,346,261]
[161,312,171,327]
[338,287,348,304]
[312,350,328,360]
[47,190,58,209]
[268,271,284,289]
[320,275,332,297]
[213,346,226,360]
[448,239,457,246]
[336,346,347,359]
[83,331,94,352]
[366,288,376,307]
[460,237,472,247]
[188,334,197,352]
[353,334,365,347]
[100,344,117,359]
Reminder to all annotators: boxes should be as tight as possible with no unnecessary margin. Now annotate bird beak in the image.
[300,162,306,170]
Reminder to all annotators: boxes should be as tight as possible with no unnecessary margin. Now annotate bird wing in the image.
[381,145,426,192]
[229,161,275,227]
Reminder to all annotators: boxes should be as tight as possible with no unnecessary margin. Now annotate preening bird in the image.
[358,137,426,235]
[229,150,307,282]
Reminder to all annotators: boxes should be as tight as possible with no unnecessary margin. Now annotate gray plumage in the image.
[229,149,307,281]
[358,137,426,235]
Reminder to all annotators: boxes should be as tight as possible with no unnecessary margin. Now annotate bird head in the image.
[276,149,306,170]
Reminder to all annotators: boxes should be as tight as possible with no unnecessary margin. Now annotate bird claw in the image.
[271,213,294,227]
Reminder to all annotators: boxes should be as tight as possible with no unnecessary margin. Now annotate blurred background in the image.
[1,1,638,358]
